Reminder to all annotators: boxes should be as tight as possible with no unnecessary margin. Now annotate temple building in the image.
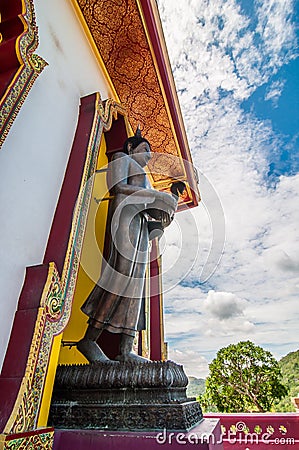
[0,1,201,448]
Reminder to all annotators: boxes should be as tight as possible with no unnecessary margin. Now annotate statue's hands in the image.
[146,190,177,229]
[155,190,178,214]
[161,210,173,228]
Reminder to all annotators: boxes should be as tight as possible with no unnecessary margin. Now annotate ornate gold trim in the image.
[135,1,186,170]
[1,94,127,440]
[70,0,119,103]
[136,0,194,167]
[0,429,54,450]
[3,264,62,435]
[0,0,47,150]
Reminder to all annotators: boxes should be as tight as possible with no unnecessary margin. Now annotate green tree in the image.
[203,341,287,412]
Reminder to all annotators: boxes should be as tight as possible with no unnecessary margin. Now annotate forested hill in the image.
[275,349,299,412]
[187,377,205,398]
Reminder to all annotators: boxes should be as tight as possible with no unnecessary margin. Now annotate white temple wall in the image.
[0,0,111,369]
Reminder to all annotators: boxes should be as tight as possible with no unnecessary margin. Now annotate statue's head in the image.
[123,126,152,167]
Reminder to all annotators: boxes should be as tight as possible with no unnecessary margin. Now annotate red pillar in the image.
[149,239,164,361]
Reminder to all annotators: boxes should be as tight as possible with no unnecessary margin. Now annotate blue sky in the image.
[243,56,299,179]
[157,0,299,377]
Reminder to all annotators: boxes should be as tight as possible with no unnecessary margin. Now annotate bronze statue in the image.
[77,129,178,363]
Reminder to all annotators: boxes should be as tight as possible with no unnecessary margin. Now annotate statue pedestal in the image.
[53,419,223,450]
[49,361,203,431]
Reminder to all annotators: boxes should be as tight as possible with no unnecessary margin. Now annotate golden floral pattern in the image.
[1,429,54,450]
[0,0,47,149]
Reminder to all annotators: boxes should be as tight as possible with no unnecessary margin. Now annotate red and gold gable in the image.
[72,0,200,209]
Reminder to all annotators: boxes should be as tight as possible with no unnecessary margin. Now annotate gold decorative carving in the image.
[97,97,127,129]
[75,0,186,184]
[1,94,127,439]
[3,265,61,435]
[0,430,54,450]
[45,276,64,322]
[0,0,47,149]
[6,379,38,435]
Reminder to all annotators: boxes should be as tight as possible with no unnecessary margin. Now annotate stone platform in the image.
[49,360,203,431]
[53,419,224,450]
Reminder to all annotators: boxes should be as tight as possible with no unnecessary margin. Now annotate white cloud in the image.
[265,80,285,107]
[255,0,297,68]
[203,290,246,320]
[158,0,297,104]
[168,348,209,378]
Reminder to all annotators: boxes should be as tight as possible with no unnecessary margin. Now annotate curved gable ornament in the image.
[0,0,47,149]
